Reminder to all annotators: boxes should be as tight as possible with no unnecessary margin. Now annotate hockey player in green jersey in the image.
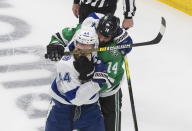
[45,13,133,131]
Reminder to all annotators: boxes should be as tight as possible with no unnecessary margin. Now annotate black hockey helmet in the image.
[97,14,120,38]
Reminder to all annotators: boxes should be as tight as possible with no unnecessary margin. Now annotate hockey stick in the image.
[124,56,138,131]
[63,17,166,55]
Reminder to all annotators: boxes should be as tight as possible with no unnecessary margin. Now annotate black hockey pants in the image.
[99,89,122,131]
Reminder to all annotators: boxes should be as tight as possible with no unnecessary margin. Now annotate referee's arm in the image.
[72,0,80,18]
[123,0,136,18]
[122,0,136,29]
[74,0,80,4]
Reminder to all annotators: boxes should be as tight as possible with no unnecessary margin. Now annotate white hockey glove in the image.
[93,59,113,88]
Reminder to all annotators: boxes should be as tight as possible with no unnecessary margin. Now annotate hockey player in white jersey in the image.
[45,27,108,131]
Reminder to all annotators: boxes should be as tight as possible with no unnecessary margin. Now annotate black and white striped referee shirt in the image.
[74,0,136,18]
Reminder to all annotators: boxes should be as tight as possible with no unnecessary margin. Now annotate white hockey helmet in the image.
[74,26,99,46]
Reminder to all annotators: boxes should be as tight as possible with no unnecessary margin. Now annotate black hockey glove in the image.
[117,36,133,56]
[45,43,65,61]
[73,56,94,82]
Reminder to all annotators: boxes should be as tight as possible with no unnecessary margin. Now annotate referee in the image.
[72,0,136,29]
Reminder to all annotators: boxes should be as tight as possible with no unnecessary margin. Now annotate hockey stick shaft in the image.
[124,56,138,131]
[63,17,166,55]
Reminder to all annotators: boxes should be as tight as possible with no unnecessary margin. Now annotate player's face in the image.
[97,32,112,45]
[74,42,94,60]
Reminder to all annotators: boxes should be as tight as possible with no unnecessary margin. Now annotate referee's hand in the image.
[122,18,134,30]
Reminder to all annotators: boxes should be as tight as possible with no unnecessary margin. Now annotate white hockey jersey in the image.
[50,49,100,106]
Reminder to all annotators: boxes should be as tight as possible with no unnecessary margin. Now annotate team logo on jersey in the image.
[62,55,71,61]
[109,49,119,56]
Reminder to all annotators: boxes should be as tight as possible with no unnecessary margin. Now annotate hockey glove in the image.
[45,43,65,61]
[117,36,133,56]
[73,56,95,82]
[93,59,110,87]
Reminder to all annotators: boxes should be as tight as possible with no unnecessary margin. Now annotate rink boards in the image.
[158,0,192,15]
